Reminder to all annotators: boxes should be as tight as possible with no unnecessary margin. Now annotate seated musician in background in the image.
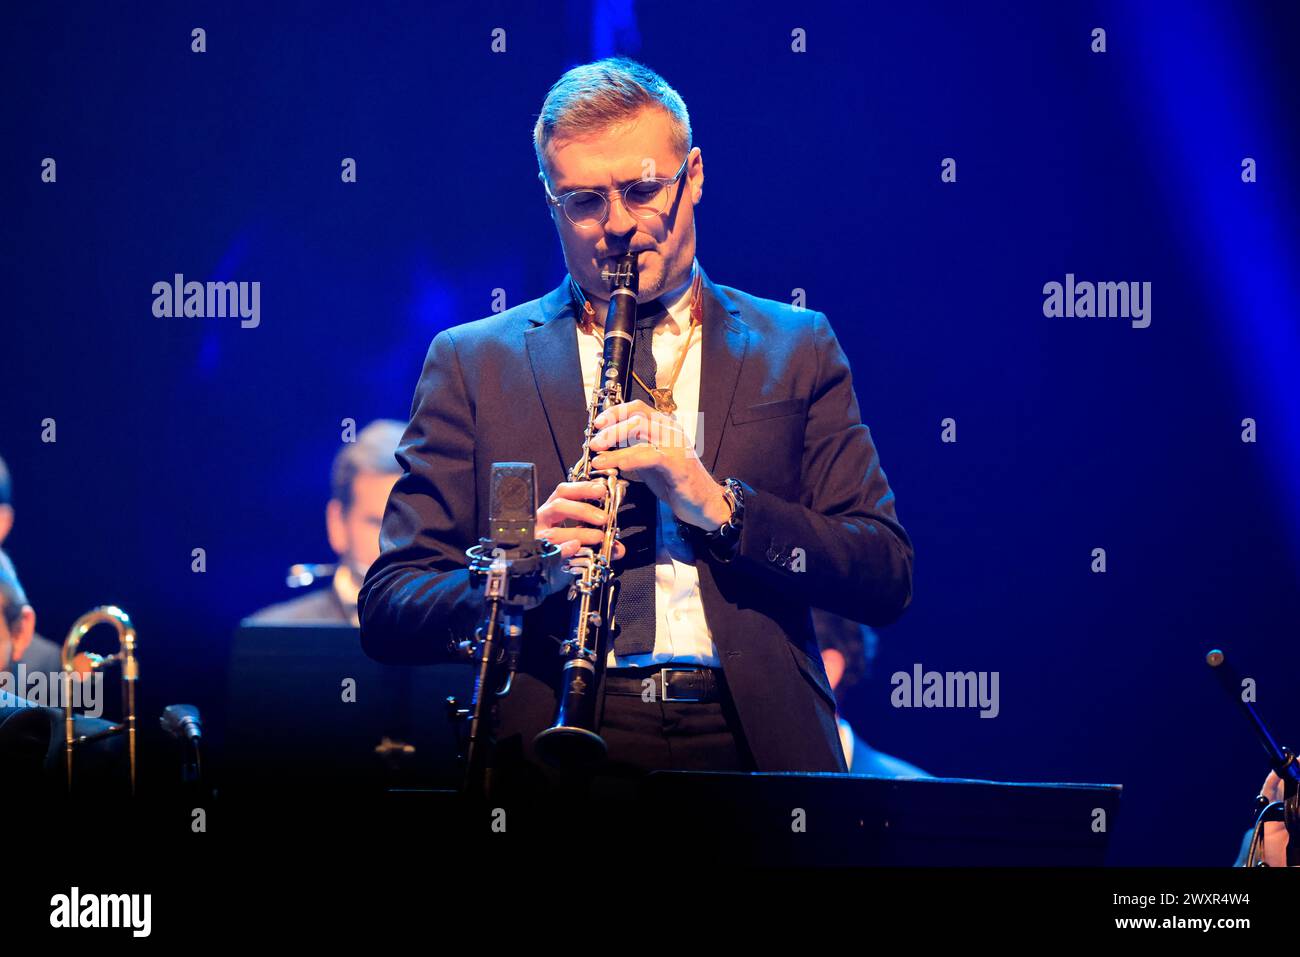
[361,58,913,792]
[0,549,64,687]
[0,458,96,694]
[0,464,71,683]
[246,420,404,627]
[0,550,121,787]
[813,607,928,778]
[0,548,109,774]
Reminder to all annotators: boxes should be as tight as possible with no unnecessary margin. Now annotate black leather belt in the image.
[603,666,723,703]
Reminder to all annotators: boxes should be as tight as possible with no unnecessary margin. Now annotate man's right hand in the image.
[537,480,626,562]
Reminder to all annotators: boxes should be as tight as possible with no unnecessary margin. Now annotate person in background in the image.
[0,549,63,683]
[1234,769,1293,866]
[0,549,124,788]
[813,607,928,778]
[246,420,405,627]
[0,467,93,688]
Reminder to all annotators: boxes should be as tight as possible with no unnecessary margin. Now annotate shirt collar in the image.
[572,258,700,332]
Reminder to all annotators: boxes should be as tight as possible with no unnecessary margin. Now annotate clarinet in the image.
[533,249,640,768]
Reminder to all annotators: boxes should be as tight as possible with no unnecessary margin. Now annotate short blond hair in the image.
[533,57,692,181]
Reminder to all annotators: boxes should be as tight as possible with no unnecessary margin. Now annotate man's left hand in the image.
[588,400,731,531]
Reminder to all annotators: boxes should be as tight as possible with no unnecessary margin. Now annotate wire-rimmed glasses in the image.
[541,149,694,229]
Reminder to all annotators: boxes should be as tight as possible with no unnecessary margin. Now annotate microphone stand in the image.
[451,537,564,802]
[1207,649,1300,866]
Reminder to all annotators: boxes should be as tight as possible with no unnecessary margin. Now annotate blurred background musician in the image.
[813,607,928,778]
[245,419,404,626]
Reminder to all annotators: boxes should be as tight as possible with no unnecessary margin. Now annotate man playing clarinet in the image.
[360,57,913,796]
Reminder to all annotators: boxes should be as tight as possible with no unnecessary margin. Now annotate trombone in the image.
[61,605,138,793]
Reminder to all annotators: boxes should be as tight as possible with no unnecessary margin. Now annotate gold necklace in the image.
[633,269,701,414]
[572,268,703,416]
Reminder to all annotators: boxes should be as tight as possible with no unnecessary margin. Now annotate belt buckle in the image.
[660,667,700,703]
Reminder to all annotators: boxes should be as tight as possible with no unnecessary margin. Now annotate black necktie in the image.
[611,299,666,657]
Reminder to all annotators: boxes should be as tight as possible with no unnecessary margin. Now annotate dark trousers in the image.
[599,676,755,775]
[486,667,756,810]
[565,667,756,805]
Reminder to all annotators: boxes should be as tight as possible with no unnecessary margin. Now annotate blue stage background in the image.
[3,0,1298,864]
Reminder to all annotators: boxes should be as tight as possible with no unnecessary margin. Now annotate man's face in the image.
[326,471,400,579]
[821,648,846,693]
[542,106,703,307]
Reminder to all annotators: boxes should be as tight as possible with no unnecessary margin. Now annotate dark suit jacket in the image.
[244,586,351,625]
[359,265,914,773]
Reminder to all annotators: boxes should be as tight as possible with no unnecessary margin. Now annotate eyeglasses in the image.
[540,150,694,229]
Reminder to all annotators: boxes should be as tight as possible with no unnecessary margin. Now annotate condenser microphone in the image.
[485,462,540,560]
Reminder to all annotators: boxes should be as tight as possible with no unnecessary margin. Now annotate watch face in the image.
[724,480,744,519]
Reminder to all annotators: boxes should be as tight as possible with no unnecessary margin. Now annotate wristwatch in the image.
[704,477,746,560]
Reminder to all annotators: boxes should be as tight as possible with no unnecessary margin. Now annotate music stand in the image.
[640,771,1122,866]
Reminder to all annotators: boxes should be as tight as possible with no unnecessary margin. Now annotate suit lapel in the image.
[694,265,749,474]
[525,277,589,478]
[524,264,750,479]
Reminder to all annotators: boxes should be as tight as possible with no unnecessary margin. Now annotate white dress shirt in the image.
[574,261,721,669]
[837,716,855,768]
